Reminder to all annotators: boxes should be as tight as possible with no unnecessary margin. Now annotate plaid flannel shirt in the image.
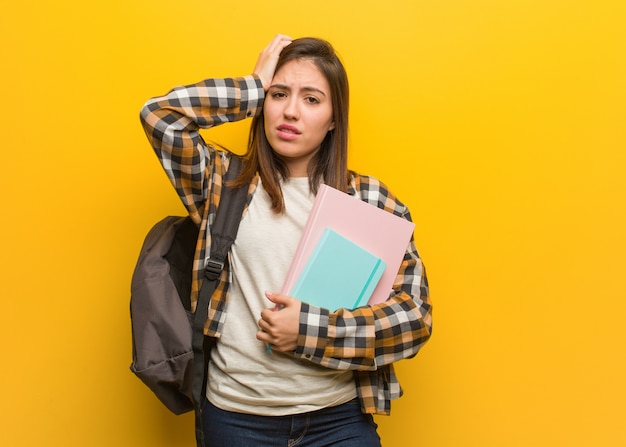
[140,75,433,415]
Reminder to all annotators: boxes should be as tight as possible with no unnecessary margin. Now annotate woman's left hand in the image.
[257,291,301,352]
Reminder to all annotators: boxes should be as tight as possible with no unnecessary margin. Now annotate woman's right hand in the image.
[253,34,293,91]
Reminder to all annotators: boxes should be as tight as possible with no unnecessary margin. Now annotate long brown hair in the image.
[234,37,350,213]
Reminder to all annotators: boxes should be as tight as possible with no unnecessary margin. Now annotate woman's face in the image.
[263,59,335,177]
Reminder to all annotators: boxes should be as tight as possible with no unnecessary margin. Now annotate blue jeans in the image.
[201,398,381,447]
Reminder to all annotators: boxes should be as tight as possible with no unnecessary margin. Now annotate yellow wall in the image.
[1,1,624,445]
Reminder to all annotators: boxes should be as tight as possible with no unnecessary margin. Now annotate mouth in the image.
[276,124,301,140]
[277,124,301,134]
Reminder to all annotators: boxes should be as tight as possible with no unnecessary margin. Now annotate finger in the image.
[260,34,292,58]
[256,329,272,344]
[258,315,272,332]
[265,291,293,308]
[259,307,276,323]
[268,34,292,50]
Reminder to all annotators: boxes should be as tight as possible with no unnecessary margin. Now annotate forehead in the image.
[272,59,330,91]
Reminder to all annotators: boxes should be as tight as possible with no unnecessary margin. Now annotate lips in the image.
[276,124,301,140]
[278,124,300,134]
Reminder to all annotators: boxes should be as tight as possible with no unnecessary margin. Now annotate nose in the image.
[283,97,299,120]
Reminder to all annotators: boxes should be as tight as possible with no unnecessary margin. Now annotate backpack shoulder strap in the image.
[191,155,248,447]
[203,158,248,281]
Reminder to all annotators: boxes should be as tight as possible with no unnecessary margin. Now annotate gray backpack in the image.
[130,157,247,445]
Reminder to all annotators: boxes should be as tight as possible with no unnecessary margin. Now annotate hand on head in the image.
[253,34,293,91]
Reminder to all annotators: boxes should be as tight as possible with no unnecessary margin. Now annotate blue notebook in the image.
[289,228,386,311]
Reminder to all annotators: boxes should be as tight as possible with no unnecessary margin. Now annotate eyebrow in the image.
[269,84,327,97]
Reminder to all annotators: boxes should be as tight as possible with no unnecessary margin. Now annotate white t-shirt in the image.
[206,177,357,415]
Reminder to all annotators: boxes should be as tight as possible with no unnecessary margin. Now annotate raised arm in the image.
[138,35,292,221]
[139,76,264,221]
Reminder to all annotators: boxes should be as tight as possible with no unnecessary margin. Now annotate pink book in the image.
[281,184,415,305]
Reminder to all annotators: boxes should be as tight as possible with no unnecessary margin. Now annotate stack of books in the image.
[282,185,415,311]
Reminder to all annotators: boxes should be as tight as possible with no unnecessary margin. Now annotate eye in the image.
[270,91,287,99]
[305,96,320,104]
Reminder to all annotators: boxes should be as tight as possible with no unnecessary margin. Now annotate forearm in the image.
[139,75,264,217]
[294,249,432,371]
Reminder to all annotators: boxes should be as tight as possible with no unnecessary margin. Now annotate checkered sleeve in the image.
[139,75,264,222]
[295,175,432,371]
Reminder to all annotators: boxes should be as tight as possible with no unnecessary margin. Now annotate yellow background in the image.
[1,0,625,445]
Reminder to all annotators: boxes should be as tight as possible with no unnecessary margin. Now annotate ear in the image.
[328,120,336,131]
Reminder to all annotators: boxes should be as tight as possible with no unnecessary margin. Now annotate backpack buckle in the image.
[204,258,224,281]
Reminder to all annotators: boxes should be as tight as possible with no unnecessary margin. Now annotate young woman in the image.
[140,34,432,447]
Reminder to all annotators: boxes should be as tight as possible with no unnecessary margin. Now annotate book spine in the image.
[354,259,384,308]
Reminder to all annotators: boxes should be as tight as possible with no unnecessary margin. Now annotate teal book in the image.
[289,228,386,311]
